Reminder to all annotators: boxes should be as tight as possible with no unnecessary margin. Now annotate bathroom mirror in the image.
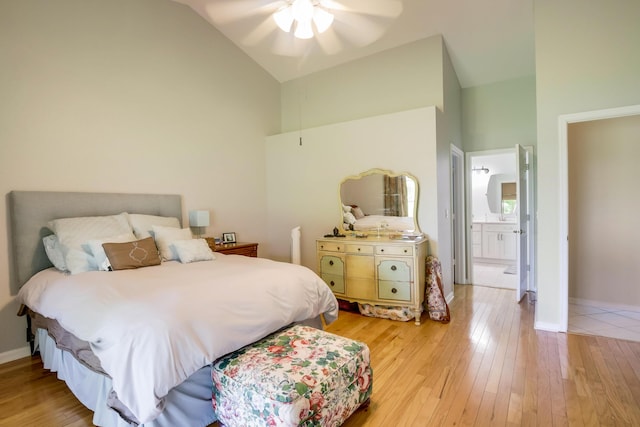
[339,169,420,234]
[487,173,516,214]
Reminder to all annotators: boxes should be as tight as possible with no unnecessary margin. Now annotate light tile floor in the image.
[569,301,640,342]
[472,262,517,289]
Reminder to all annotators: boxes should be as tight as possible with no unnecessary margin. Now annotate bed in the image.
[349,214,415,232]
[9,191,339,427]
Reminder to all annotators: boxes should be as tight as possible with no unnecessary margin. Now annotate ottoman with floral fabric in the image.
[211,324,372,427]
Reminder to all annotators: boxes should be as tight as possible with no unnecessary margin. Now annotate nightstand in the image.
[205,238,258,257]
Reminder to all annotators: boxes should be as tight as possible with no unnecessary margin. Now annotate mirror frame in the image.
[486,173,516,214]
[338,168,421,235]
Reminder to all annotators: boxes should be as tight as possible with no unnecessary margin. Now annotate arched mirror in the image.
[486,173,517,215]
[339,169,421,234]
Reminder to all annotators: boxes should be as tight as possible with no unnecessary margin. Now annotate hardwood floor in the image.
[2,284,640,426]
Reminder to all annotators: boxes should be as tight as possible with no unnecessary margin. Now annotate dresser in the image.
[205,239,258,257]
[316,236,428,325]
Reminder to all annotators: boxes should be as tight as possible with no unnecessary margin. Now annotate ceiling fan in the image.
[174,0,403,57]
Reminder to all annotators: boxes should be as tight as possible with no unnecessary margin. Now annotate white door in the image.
[515,144,529,302]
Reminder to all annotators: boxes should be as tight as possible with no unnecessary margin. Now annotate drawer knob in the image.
[329,260,334,266]
[330,281,335,287]
[391,265,397,271]
[337,246,341,250]
[380,249,384,252]
[391,288,398,294]
[320,245,324,249]
[404,249,408,253]
[357,247,361,251]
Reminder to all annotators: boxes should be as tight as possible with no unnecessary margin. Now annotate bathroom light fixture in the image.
[273,0,334,39]
[472,166,490,174]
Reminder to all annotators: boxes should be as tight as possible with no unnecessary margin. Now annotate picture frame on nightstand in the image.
[222,232,236,244]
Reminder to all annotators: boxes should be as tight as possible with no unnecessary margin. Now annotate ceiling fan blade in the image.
[270,32,312,57]
[314,27,345,55]
[332,13,388,46]
[323,0,403,18]
[202,0,282,25]
[242,16,279,46]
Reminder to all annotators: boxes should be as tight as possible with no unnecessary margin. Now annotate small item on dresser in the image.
[222,232,236,244]
[331,227,346,238]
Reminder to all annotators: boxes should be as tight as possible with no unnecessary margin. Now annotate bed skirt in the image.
[37,329,217,427]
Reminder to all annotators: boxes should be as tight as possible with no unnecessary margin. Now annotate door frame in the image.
[451,145,467,284]
[465,147,535,291]
[558,104,640,331]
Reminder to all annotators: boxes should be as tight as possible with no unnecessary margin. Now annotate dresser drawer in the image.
[319,254,344,275]
[321,273,345,294]
[345,244,374,255]
[345,255,374,279]
[377,259,412,281]
[208,240,258,257]
[378,280,411,301]
[375,245,413,256]
[317,241,345,252]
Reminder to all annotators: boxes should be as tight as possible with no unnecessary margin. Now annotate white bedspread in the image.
[18,254,339,424]
[353,214,415,231]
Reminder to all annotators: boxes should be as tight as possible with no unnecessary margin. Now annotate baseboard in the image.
[445,291,454,304]
[0,345,31,365]
[569,297,640,313]
[534,320,563,332]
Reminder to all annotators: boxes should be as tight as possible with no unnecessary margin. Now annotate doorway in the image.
[465,146,533,300]
[559,104,640,335]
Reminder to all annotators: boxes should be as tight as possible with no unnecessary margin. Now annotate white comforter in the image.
[352,214,415,231]
[18,254,339,424]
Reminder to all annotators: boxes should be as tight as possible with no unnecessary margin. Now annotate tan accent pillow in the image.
[351,206,365,219]
[102,237,161,271]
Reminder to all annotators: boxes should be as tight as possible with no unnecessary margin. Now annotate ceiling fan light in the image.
[294,17,314,39]
[291,0,314,22]
[274,7,294,32]
[313,7,333,33]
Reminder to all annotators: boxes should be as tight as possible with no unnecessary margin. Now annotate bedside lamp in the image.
[189,210,210,239]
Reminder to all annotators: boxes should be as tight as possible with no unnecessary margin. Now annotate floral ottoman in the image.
[211,324,372,427]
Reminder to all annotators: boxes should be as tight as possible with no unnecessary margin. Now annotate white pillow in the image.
[129,214,181,239]
[342,204,352,213]
[343,211,357,225]
[48,212,133,275]
[87,232,138,271]
[172,239,215,264]
[43,235,67,272]
[152,225,193,261]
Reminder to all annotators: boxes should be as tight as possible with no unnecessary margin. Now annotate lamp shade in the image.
[189,210,210,227]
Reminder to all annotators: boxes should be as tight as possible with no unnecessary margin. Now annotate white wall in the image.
[534,0,640,329]
[265,107,455,296]
[0,0,280,357]
[462,76,537,152]
[279,36,446,132]
[568,115,640,306]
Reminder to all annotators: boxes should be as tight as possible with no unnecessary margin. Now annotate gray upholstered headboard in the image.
[7,191,182,292]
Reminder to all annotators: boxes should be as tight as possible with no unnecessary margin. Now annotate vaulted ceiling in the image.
[173,0,535,88]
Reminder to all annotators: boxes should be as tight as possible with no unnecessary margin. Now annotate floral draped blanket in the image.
[426,255,451,323]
